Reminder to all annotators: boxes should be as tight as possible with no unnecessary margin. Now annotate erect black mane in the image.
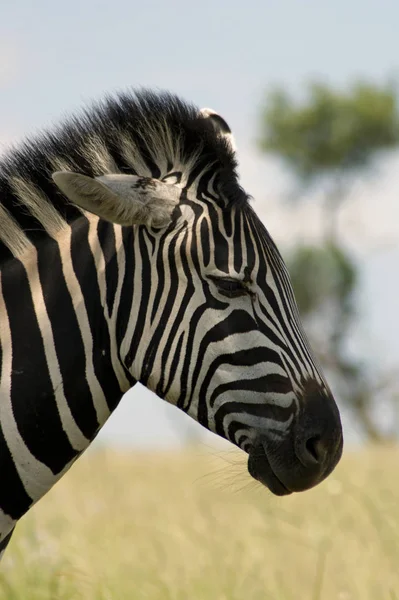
[0,90,247,251]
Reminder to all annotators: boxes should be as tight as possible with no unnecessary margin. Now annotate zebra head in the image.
[52,92,343,496]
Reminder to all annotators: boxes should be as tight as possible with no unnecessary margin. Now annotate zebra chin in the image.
[247,443,293,496]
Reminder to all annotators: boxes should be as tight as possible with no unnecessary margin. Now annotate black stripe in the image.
[0,423,32,520]
[175,303,208,410]
[215,400,294,439]
[38,236,98,439]
[222,204,234,238]
[0,527,15,553]
[140,229,181,386]
[116,227,135,352]
[97,220,118,316]
[209,373,292,408]
[232,209,243,274]
[163,331,185,397]
[200,218,210,268]
[150,234,166,324]
[2,259,75,474]
[70,217,122,413]
[156,230,195,395]
[208,204,229,273]
[228,422,251,447]
[124,227,151,369]
[243,211,256,275]
[262,266,308,380]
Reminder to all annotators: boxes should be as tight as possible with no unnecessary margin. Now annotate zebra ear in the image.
[52,172,181,227]
[200,108,236,152]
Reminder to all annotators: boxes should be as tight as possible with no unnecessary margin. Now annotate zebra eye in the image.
[208,276,248,298]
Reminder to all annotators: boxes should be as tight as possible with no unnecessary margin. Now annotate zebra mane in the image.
[0,90,246,259]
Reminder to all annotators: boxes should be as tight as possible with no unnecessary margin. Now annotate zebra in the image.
[0,90,343,560]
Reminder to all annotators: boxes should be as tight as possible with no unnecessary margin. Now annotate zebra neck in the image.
[1,214,134,463]
[56,213,134,415]
[116,223,188,403]
[0,215,139,532]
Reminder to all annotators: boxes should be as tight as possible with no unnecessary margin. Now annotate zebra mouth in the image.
[247,442,292,496]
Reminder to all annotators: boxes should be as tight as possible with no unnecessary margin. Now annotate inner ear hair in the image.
[52,171,181,227]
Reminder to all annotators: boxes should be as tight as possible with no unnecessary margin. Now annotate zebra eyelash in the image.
[208,275,250,299]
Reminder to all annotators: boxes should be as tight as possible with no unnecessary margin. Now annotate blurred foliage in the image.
[260,80,399,180]
[259,79,399,441]
[289,243,357,318]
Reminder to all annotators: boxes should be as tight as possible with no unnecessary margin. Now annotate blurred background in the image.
[1,1,399,598]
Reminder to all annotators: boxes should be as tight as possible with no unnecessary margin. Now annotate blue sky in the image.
[1,0,398,447]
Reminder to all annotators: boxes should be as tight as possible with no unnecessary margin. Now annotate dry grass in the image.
[1,444,399,599]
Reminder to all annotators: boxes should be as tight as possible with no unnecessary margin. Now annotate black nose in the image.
[247,381,343,496]
[294,386,343,477]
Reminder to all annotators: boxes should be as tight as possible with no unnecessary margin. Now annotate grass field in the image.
[1,445,399,599]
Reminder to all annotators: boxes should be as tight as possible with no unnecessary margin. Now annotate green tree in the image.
[259,80,399,441]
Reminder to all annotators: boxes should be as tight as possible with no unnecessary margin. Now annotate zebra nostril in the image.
[305,436,321,463]
[296,434,325,467]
